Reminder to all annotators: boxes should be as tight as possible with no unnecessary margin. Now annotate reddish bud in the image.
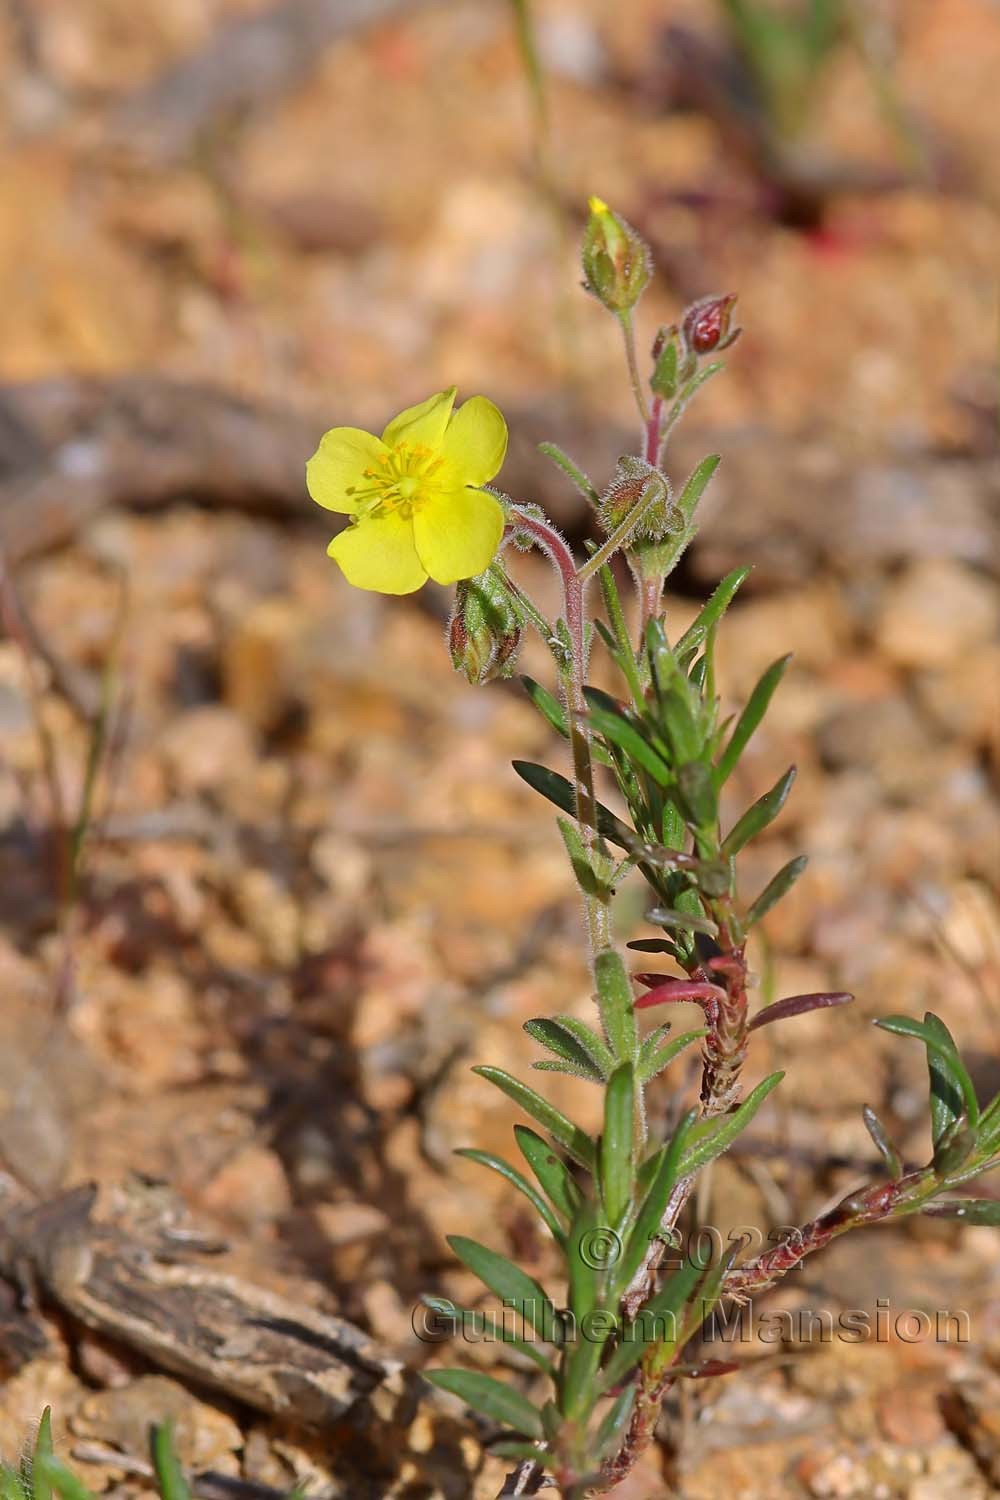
[682,293,740,357]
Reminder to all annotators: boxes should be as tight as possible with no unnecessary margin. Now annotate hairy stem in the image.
[508,508,610,957]
[619,313,650,425]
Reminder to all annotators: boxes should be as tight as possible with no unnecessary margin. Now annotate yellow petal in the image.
[413,488,505,586]
[439,395,508,487]
[381,387,457,451]
[327,513,427,594]
[307,427,388,513]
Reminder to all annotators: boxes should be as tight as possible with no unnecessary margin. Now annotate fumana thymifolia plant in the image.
[307,199,1000,1496]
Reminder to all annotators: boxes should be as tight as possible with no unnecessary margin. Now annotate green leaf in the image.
[538,440,599,503]
[0,1467,24,1500]
[922,1199,1000,1226]
[585,692,674,787]
[716,655,791,786]
[29,1411,55,1500]
[489,1440,553,1463]
[600,1063,636,1225]
[924,1012,971,1142]
[565,1201,603,1326]
[593,948,639,1064]
[593,1385,637,1460]
[31,1461,94,1500]
[424,1369,544,1438]
[978,1093,1000,1154]
[862,1104,903,1179]
[874,1014,979,1127]
[150,1424,191,1500]
[520,676,568,738]
[637,1027,708,1084]
[675,567,751,661]
[525,1018,606,1081]
[674,453,722,530]
[473,1067,595,1168]
[447,1236,558,1342]
[515,1126,583,1221]
[532,1059,607,1082]
[721,767,796,856]
[455,1150,566,1243]
[651,337,679,398]
[598,1251,704,1392]
[556,817,615,900]
[933,1122,977,1177]
[745,854,808,927]
[680,1072,785,1176]
[421,1297,557,1378]
[561,1201,618,1422]
[512,760,634,848]
[614,1108,698,1294]
[676,760,717,828]
[647,905,719,938]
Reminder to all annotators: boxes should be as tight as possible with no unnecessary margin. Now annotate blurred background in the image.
[0,1,997,1496]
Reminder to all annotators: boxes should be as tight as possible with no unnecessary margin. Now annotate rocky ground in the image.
[0,0,997,1496]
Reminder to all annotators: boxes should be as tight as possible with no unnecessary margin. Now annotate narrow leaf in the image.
[448,1236,557,1341]
[748,991,853,1032]
[598,1252,703,1391]
[455,1149,566,1242]
[473,1067,595,1168]
[524,1017,607,1079]
[614,1108,698,1293]
[31,1460,95,1500]
[562,1200,618,1420]
[679,1072,785,1176]
[593,948,640,1064]
[538,440,599,503]
[922,1199,1000,1226]
[675,567,751,660]
[675,453,722,528]
[489,1441,553,1463]
[745,854,808,927]
[424,1369,543,1438]
[532,1059,606,1082]
[874,1015,979,1127]
[30,1410,55,1500]
[512,760,634,848]
[150,1424,191,1500]
[716,655,792,785]
[862,1104,903,1178]
[520,676,568,738]
[600,1063,636,1225]
[593,1385,637,1460]
[647,905,719,938]
[585,694,674,787]
[721,766,796,857]
[637,1027,708,1083]
[925,1011,974,1140]
[515,1126,582,1221]
[421,1297,557,1377]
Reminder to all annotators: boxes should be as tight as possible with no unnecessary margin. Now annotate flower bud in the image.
[599,456,681,541]
[448,567,523,685]
[650,326,693,398]
[682,293,740,357]
[581,197,651,316]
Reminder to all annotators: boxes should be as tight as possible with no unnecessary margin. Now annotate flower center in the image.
[348,441,447,520]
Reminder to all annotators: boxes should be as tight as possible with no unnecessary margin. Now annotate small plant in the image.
[308,200,1000,1496]
[2,1410,193,1500]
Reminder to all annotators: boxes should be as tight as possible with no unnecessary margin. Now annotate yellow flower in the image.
[306,388,508,594]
